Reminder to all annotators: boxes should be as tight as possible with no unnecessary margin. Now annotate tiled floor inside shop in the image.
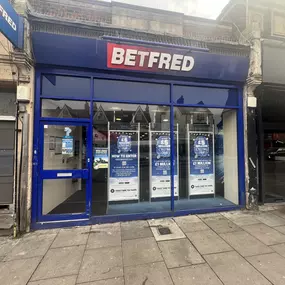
[2,204,285,284]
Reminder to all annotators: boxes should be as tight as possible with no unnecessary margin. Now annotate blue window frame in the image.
[32,68,245,228]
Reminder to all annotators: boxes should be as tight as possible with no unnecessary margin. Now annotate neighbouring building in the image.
[0,0,34,235]
[219,0,285,206]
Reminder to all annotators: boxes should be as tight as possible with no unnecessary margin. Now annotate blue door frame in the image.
[31,67,246,229]
[36,120,92,222]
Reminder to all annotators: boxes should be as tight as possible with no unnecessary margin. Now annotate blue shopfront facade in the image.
[31,32,248,229]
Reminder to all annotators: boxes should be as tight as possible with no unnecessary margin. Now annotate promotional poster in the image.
[94,148,108,170]
[62,136,74,156]
[109,132,139,201]
[150,133,178,198]
[189,132,215,195]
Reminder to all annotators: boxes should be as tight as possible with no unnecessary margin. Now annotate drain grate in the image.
[158,227,172,235]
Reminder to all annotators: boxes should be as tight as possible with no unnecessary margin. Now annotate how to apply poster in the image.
[109,131,139,201]
[150,133,178,198]
[189,132,215,196]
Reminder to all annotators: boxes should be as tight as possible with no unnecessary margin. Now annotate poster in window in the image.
[150,133,178,198]
[109,132,139,201]
[62,136,74,156]
[94,148,108,170]
[189,132,215,195]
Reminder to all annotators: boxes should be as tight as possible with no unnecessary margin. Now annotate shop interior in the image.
[41,99,239,216]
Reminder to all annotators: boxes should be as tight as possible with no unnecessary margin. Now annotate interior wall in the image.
[42,125,82,214]
[223,110,239,204]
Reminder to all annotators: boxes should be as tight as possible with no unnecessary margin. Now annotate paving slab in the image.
[255,212,285,227]
[242,223,285,245]
[275,226,285,235]
[271,210,285,219]
[77,247,123,283]
[221,212,260,226]
[186,230,232,255]
[28,275,77,285]
[247,253,285,285]
[87,224,121,249]
[148,218,185,241]
[220,231,273,257]
[51,226,90,248]
[0,238,20,258]
[270,243,285,257]
[77,277,124,285]
[204,251,271,285]
[158,238,204,268]
[0,257,41,285]
[31,245,85,281]
[169,264,223,285]
[124,262,173,285]
[121,220,153,240]
[122,237,163,266]
[4,234,56,261]
[203,216,241,234]
[29,229,60,236]
[174,215,210,233]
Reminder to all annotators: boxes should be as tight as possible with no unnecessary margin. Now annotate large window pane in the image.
[174,107,239,210]
[43,179,86,215]
[173,85,238,107]
[43,125,87,170]
[41,99,90,118]
[92,102,171,216]
[94,79,170,103]
[41,75,90,98]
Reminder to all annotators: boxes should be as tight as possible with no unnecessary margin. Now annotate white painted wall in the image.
[223,110,239,205]
[42,125,83,215]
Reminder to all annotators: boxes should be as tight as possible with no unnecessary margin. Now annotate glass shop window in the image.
[41,75,90,99]
[174,106,239,210]
[41,99,90,119]
[173,85,238,107]
[94,79,170,104]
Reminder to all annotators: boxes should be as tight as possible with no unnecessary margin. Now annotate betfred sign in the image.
[0,0,24,49]
[107,42,195,72]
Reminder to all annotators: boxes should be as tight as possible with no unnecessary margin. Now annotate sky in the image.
[102,0,230,19]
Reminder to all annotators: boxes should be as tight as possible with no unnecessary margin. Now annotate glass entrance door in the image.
[38,122,91,220]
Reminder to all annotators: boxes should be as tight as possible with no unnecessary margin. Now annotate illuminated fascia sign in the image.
[107,42,195,72]
[0,0,24,49]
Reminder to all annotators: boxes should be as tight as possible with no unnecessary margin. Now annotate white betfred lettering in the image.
[0,5,17,31]
[158,53,171,69]
[124,49,137,66]
[111,47,125,65]
[170,54,183,71]
[2,10,8,21]
[137,51,149,67]
[148,52,160,68]
[182,56,195,71]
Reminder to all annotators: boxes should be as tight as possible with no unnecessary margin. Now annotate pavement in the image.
[1,205,285,285]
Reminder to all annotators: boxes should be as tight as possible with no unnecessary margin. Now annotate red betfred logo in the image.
[107,42,195,72]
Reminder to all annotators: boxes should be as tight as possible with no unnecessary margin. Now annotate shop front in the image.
[31,32,248,228]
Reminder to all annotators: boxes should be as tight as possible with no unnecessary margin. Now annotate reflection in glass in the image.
[174,107,239,210]
[92,102,171,216]
[41,99,90,118]
[173,86,238,107]
[42,125,87,215]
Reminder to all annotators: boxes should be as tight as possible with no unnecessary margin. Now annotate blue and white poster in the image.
[62,136,74,156]
[150,133,178,198]
[94,148,108,170]
[109,132,139,201]
[189,132,215,195]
